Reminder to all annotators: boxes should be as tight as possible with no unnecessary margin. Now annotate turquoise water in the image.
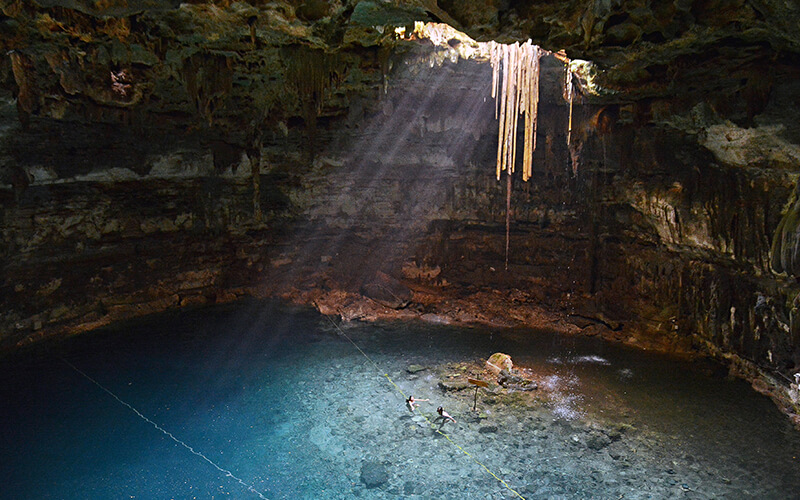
[2,300,799,499]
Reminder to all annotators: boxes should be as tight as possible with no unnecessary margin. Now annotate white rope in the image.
[61,358,268,499]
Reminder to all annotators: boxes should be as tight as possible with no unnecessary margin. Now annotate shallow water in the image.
[2,300,799,499]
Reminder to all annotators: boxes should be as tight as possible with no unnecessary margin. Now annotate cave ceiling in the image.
[0,0,799,136]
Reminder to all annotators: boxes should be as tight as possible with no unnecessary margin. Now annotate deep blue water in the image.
[1,299,799,499]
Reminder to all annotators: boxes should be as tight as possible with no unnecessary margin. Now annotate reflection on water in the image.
[1,300,799,499]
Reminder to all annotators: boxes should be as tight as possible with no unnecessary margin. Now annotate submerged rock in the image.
[438,378,471,391]
[498,369,538,390]
[585,430,612,450]
[360,460,389,489]
[404,480,422,495]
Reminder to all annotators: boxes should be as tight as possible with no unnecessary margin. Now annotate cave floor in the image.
[1,300,798,499]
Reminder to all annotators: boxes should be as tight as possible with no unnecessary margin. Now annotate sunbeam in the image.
[260,39,497,310]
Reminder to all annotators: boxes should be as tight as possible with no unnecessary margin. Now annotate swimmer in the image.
[407,395,429,412]
[436,406,456,424]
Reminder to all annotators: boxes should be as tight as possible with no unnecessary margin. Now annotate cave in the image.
[2,1,800,498]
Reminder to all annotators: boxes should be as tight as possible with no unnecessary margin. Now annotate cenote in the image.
[5,2,800,500]
[2,300,799,499]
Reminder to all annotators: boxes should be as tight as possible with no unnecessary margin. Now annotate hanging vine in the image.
[566,61,574,147]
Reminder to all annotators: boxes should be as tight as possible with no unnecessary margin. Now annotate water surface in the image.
[1,300,798,499]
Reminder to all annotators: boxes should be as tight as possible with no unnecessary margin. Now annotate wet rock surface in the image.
[360,272,412,310]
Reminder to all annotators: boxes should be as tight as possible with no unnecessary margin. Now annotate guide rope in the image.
[319,312,527,500]
[61,358,268,499]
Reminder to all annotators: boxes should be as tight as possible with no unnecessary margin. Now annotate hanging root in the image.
[489,42,574,266]
[489,40,543,182]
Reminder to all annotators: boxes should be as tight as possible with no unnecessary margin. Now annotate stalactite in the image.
[247,15,258,48]
[566,63,577,177]
[505,167,512,270]
[9,51,36,127]
[181,52,233,126]
[284,47,345,115]
[247,134,262,223]
[284,46,346,159]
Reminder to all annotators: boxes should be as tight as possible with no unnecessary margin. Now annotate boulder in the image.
[360,271,412,309]
[486,352,513,374]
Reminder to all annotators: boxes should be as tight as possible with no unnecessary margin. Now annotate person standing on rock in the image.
[407,395,429,412]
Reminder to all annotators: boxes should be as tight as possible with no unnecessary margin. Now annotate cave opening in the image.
[2,2,800,498]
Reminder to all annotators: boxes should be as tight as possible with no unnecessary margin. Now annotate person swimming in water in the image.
[406,395,429,412]
[436,406,456,424]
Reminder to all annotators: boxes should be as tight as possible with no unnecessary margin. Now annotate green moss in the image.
[350,1,427,27]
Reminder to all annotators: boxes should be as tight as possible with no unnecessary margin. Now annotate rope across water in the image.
[61,358,268,499]
[63,311,527,499]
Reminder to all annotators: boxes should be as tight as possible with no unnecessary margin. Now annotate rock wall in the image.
[0,50,586,348]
